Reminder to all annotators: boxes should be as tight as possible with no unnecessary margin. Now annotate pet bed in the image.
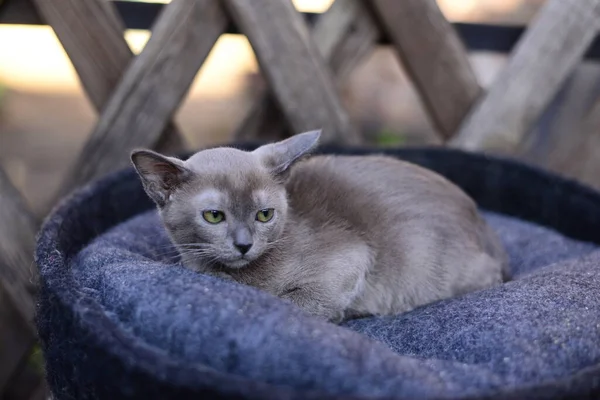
[35,145,600,400]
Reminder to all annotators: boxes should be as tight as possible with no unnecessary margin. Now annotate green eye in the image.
[202,210,225,224]
[256,208,274,223]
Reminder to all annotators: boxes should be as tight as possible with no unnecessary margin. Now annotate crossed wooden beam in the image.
[0,0,599,396]
[16,0,600,198]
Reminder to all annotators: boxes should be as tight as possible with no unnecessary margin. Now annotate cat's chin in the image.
[223,258,252,269]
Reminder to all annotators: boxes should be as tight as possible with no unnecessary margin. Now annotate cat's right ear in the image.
[253,129,321,178]
[131,149,191,207]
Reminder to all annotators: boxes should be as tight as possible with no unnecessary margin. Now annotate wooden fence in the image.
[1,0,600,398]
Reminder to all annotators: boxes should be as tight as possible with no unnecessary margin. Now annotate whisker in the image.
[155,243,203,249]
[152,243,212,256]
[153,247,214,260]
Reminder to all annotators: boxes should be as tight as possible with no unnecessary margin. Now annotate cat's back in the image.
[285,154,508,315]
[286,154,477,229]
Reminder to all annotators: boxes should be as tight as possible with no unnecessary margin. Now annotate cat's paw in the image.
[328,310,346,324]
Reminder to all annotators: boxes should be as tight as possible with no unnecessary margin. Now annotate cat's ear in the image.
[253,130,321,177]
[131,149,191,207]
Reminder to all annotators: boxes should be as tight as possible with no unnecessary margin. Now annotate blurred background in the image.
[0,0,556,218]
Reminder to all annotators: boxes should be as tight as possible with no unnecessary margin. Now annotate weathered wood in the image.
[0,170,38,397]
[0,168,37,327]
[0,0,42,25]
[234,0,379,142]
[523,63,600,169]
[234,97,287,143]
[324,1,380,85]
[31,0,186,158]
[554,94,600,189]
[450,0,600,152]
[2,343,48,400]
[310,0,378,75]
[56,0,228,196]
[32,0,129,108]
[369,0,481,141]
[0,282,37,393]
[3,365,48,400]
[225,0,360,144]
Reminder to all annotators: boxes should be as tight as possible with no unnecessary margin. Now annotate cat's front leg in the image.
[280,241,372,323]
[280,286,346,323]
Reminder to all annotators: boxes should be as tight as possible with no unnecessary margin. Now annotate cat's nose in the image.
[234,242,253,255]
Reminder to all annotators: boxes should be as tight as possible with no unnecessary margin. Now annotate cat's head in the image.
[131,130,321,269]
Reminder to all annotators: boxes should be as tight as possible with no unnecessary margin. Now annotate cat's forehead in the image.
[193,187,278,206]
[183,147,282,200]
[185,147,270,188]
[185,147,260,173]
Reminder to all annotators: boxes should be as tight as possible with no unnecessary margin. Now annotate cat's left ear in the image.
[131,149,191,207]
[253,129,321,177]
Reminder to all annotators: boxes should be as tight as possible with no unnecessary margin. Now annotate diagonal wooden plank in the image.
[553,93,600,189]
[522,63,600,169]
[31,0,186,156]
[0,282,37,393]
[0,167,41,398]
[55,0,228,197]
[450,0,600,152]
[369,0,481,141]
[225,0,361,144]
[311,0,379,80]
[0,168,37,327]
[234,0,380,142]
[323,1,380,87]
[32,0,129,109]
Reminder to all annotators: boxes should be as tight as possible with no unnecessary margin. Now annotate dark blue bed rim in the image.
[35,144,600,400]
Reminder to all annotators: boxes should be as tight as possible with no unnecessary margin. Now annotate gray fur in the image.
[131,130,510,323]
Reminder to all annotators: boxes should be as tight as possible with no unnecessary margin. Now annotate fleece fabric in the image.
[35,145,600,400]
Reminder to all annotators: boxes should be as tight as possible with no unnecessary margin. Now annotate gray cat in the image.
[131,130,509,323]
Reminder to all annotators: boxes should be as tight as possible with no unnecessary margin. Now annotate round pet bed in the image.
[36,145,600,400]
